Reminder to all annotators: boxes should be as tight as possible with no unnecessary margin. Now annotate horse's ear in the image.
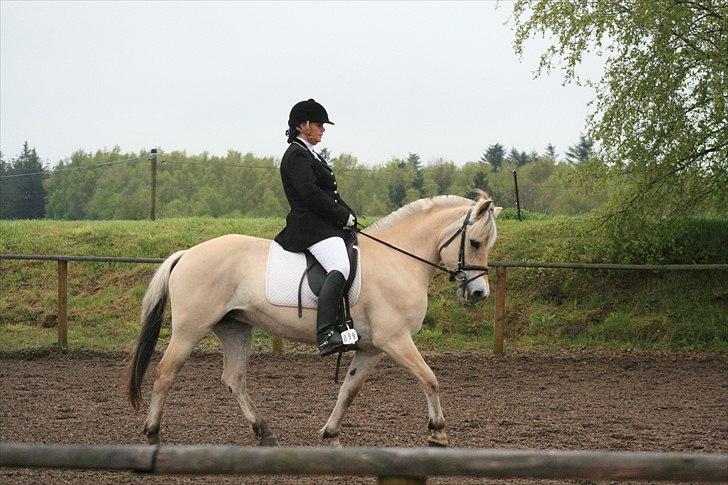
[474,199,493,219]
[493,206,503,218]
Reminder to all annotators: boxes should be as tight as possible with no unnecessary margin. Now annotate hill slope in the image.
[1,216,726,352]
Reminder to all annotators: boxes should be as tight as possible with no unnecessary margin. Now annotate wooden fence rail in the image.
[1,443,726,483]
[2,254,727,353]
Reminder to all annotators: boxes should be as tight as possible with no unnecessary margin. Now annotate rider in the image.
[274,99,357,356]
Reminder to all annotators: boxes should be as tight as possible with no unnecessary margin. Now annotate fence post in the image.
[271,335,283,353]
[149,148,158,221]
[512,170,522,221]
[494,266,507,355]
[57,260,68,348]
[378,476,426,484]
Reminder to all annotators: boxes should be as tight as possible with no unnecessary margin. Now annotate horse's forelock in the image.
[469,197,498,249]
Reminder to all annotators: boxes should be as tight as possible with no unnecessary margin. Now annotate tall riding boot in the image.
[316,270,346,356]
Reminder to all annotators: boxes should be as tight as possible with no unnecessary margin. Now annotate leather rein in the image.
[353,206,490,289]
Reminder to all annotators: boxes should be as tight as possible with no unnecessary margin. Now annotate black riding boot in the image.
[316,270,346,356]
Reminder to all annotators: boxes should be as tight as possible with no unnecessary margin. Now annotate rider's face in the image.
[299,121,325,145]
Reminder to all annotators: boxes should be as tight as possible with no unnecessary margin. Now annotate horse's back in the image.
[169,234,271,298]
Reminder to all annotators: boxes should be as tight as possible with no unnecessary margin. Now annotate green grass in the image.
[1,216,727,353]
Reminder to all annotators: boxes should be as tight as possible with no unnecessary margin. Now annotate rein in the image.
[353,206,490,288]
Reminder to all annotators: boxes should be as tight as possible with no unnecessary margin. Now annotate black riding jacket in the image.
[274,141,355,251]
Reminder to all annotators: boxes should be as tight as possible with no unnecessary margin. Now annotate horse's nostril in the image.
[472,290,484,299]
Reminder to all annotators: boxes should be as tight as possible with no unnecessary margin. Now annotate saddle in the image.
[297,231,359,319]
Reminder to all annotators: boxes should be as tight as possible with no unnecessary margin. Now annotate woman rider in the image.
[274,99,357,356]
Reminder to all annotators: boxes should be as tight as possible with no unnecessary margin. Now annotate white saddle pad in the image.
[265,241,362,309]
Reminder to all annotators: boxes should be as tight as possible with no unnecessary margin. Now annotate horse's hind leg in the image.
[320,350,383,446]
[213,318,278,446]
[143,322,209,444]
[382,334,449,447]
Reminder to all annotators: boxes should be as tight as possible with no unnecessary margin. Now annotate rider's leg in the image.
[307,237,350,356]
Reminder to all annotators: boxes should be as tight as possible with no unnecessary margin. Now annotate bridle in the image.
[353,204,490,291]
[437,206,490,288]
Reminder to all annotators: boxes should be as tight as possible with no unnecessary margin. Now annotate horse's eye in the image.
[469,240,481,249]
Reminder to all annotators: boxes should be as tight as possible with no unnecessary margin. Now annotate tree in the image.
[318,147,331,161]
[508,148,529,167]
[565,135,594,164]
[0,151,10,219]
[386,158,408,209]
[480,143,505,172]
[428,159,458,195]
[0,142,47,219]
[544,143,558,162]
[512,0,728,222]
[407,152,424,195]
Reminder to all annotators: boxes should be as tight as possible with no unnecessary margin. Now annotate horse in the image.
[124,192,501,447]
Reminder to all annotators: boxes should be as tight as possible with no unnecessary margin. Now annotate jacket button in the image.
[334,190,338,194]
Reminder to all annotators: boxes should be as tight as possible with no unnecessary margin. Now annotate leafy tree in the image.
[386,158,408,209]
[481,143,506,172]
[565,135,594,164]
[512,0,728,223]
[427,158,458,195]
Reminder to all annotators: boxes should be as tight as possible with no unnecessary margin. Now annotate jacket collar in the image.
[292,138,330,168]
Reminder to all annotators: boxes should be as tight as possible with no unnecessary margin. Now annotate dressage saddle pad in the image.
[265,241,362,309]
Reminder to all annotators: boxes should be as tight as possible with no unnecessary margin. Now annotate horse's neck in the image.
[368,205,464,279]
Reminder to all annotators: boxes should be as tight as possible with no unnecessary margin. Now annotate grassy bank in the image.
[1,216,727,353]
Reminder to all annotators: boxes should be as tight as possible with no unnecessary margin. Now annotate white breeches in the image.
[307,236,350,280]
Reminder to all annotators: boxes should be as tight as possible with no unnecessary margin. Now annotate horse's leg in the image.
[143,323,209,444]
[212,318,278,446]
[320,350,383,447]
[381,335,449,447]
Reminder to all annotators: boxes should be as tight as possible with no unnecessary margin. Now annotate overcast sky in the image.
[1,1,602,167]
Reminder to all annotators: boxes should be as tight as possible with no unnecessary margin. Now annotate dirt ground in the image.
[1,350,726,484]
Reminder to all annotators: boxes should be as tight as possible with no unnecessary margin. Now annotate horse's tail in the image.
[125,250,186,410]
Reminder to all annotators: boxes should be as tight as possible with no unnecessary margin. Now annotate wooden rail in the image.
[2,254,727,352]
[1,443,726,482]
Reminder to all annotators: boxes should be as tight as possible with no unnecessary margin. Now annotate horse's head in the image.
[438,191,501,305]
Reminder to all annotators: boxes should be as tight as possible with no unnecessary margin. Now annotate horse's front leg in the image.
[320,350,383,446]
[381,334,449,447]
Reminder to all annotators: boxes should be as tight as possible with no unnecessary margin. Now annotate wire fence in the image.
[0,150,606,220]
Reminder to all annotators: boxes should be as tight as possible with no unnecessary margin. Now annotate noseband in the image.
[437,207,490,289]
[354,205,490,291]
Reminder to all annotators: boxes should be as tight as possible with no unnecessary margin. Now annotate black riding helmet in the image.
[288,99,335,127]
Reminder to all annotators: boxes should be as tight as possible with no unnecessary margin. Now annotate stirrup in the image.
[317,330,345,357]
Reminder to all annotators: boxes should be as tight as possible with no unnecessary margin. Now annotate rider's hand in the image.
[346,214,356,227]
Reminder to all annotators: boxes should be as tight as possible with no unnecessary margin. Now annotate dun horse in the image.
[125,193,501,447]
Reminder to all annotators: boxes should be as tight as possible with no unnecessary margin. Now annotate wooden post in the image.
[271,335,283,353]
[512,170,522,221]
[494,266,507,355]
[57,260,68,348]
[149,148,158,221]
[378,476,426,485]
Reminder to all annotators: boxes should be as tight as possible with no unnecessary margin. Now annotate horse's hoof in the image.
[143,424,160,445]
[428,436,449,447]
[323,436,342,448]
[259,435,279,447]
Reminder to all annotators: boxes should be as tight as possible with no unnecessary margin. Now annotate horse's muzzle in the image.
[457,283,489,306]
